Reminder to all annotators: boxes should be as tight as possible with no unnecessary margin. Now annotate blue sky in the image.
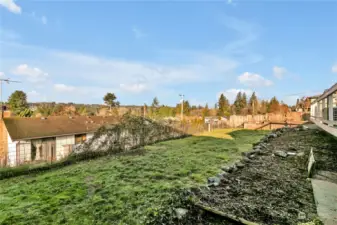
[0,0,336,106]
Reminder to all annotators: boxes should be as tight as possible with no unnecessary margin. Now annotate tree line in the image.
[5,90,291,118]
[4,91,118,117]
[216,92,289,117]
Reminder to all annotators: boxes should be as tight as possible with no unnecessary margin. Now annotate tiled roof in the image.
[3,116,119,141]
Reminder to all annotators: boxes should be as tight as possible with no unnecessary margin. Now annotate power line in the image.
[283,90,321,97]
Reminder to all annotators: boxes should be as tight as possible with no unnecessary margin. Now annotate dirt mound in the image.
[156,126,336,225]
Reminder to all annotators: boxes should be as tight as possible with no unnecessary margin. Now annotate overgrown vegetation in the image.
[0,129,267,225]
[7,90,32,117]
[103,92,119,113]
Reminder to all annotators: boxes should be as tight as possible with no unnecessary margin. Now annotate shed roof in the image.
[3,116,119,141]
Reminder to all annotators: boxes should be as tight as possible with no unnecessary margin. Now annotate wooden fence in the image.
[227,112,303,128]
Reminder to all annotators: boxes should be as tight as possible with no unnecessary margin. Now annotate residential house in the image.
[311,83,337,137]
[0,116,118,167]
[304,95,320,113]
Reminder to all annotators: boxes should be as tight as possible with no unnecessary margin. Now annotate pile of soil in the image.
[178,126,337,225]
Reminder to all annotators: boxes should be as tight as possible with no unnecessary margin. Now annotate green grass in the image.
[196,128,241,139]
[0,129,268,225]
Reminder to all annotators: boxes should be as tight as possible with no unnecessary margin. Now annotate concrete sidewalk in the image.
[312,171,337,225]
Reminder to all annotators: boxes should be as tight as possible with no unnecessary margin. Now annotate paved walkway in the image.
[312,171,337,225]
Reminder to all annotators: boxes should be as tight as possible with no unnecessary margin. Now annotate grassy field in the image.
[196,128,240,139]
[0,129,267,225]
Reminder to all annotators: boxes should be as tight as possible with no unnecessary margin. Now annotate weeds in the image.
[0,129,267,225]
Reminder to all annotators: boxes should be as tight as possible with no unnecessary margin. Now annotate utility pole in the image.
[143,104,146,117]
[252,100,255,115]
[0,78,21,118]
[179,94,184,121]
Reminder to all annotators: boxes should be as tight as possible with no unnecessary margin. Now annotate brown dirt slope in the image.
[157,126,337,225]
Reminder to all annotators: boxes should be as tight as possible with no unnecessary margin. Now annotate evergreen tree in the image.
[202,104,210,118]
[242,92,247,108]
[249,92,259,115]
[152,97,159,108]
[269,97,280,113]
[259,100,268,114]
[240,92,248,115]
[217,94,230,117]
[151,97,160,117]
[234,92,242,115]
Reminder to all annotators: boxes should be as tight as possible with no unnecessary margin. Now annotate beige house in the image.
[311,83,337,136]
[0,116,118,167]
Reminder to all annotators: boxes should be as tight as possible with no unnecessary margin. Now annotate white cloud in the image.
[51,51,238,87]
[0,0,21,14]
[54,84,76,92]
[273,66,287,79]
[1,40,239,104]
[221,15,260,53]
[282,90,321,105]
[12,64,48,83]
[120,83,148,93]
[283,95,299,106]
[238,72,273,87]
[332,64,337,73]
[189,98,207,107]
[218,89,253,104]
[29,11,48,25]
[27,90,47,102]
[0,72,5,77]
[132,27,147,39]
[41,16,48,25]
[28,90,40,96]
[53,84,114,101]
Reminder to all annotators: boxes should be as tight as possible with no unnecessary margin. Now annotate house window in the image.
[75,134,87,144]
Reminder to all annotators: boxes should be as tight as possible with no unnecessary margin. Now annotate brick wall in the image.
[0,120,8,166]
